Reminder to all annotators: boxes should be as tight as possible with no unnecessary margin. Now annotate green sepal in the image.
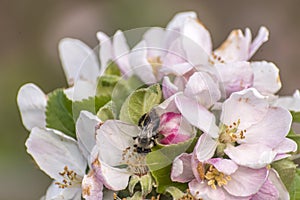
[96,75,120,98]
[291,111,300,123]
[128,174,153,196]
[96,101,115,121]
[119,84,162,125]
[45,89,75,138]
[287,129,300,154]
[165,186,185,199]
[272,158,297,190]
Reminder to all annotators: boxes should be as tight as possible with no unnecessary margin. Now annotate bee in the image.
[133,109,160,154]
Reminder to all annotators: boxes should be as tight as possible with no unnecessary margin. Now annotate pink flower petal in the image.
[82,171,104,200]
[189,179,225,200]
[206,158,238,175]
[221,88,269,130]
[224,166,268,197]
[251,178,279,200]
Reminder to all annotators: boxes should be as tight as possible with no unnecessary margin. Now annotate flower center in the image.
[148,56,162,76]
[121,146,149,177]
[219,119,246,144]
[204,165,231,190]
[55,166,83,189]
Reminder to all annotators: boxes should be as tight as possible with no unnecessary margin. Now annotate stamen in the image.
[121,146,149,177]
[219,119,246,143]
[55,166,82,189]
[204,165,231,190]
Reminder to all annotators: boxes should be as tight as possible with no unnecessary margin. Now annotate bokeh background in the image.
[1,0,300,199]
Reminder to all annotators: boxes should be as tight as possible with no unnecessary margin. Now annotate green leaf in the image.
[146,137,195,193]
[289,169,300,200]
[45,89,75,138]
[119,84,162,125]
[291,111,300,123]
[72,95,110,120]
[272,158,297,190]
[111,75,144,117]
[96,75,120,98]
[103,61,121,76]
[96,101,115,121]
[288,129,300,154]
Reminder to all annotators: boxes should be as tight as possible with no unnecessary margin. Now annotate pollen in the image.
[219,119,246,144]
[121,146,149,177]
[204,165,231,190]
[196,162,205,180]
[147,56,162,76]
[55,166,82,189]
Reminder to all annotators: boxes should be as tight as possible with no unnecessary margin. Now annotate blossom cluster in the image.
[17,12,300,200]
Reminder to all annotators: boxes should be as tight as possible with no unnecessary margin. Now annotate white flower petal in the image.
[181,18,211,65]
[17,83,47,131]
[59,38,100,86]
[252,61,281,95]
[171,153,194,183]
[160,62,193,76]
[44,181,81,200]
[143,27,165,57]
[93,158,130,191]
[26,127,86,181]
[242,107,292,147]
[113,30,131,76]
[64,80,96,101]
[129,40,156,84]
[273,138,297,154]
[194,133,218,162]
[184,71,221,108]
[162,76,178,99]
[215,61,253,97]
[76,111,101,159]
[175,94,219,137]
[224,144,276,169]
[97,31,113,75]
[96,120,139,166]
[221,88,269,130]
[274,90,300,112]
[166,12,197,31]
[249,26,269,59]
[214,28,251,62]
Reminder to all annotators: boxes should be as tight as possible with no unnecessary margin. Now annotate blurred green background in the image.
[1,0,300,199]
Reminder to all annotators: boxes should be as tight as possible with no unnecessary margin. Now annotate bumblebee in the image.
[133,109,160,154]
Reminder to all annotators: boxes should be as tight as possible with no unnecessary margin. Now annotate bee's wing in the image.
[112,120,141,138]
